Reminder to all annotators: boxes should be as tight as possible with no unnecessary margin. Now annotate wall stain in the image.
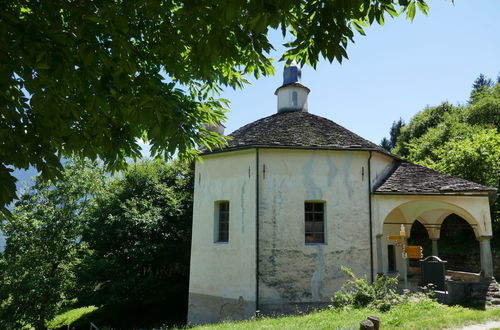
[310,245,325,300]
[304,154,323,200]
[326,155,338,187]
[259,247,371,303]
[269,177,285,276]
[240,181,246,233]
[343,156,354,199]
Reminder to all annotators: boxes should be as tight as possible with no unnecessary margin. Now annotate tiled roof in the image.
[374,162,497,194]
[206,111,393,156]
[274,82,310,94]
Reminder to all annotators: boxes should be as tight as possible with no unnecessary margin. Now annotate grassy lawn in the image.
[46,306,98,329]
[48,300,500,329]
[192,300,500,330]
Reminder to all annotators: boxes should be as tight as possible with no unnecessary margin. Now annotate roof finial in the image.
[283,60,302,85]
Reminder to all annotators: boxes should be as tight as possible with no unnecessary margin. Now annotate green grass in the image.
[46,306,98,329]
[192,300,500,330]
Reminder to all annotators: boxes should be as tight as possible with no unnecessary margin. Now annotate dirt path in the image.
[455,321,500,330]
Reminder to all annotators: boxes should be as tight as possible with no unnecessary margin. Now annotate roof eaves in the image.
[201,144,400,158]
[274,83,311,95]
[372,191,494,196]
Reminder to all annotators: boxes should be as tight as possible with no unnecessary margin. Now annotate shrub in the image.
[331,266,434,311]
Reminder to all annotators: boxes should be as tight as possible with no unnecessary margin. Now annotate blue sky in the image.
[219,0,500,145]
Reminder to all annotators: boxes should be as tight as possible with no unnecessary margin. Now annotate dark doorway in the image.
[439,214,479,272]
[388,245,396,272]
[408,220,431,267]
[408,220,431,253]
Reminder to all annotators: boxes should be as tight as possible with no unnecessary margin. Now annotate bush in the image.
[331,266,434,312]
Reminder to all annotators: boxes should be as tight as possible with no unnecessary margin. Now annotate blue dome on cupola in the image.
[283,60,302,85]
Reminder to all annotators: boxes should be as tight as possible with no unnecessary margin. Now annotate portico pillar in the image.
[376,234,384,274]
[479,236,494,279]
[424,224,440,258]
[431,239,439,257]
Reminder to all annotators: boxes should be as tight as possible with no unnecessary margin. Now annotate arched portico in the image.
[372,194,494,279]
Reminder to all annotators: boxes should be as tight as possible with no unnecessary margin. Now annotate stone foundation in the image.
[187,292,256,325]
[444,277,499,307]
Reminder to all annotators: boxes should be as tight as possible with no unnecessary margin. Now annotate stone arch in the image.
[375,196,493,278]
[378,199,483,238]
[409,220,429,240]
[435,212,480,238]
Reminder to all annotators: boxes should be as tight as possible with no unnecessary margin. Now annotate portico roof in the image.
[374,162,497,194]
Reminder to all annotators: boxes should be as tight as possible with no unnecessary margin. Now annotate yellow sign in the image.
[388,235,403,243]
[405,245,423,259]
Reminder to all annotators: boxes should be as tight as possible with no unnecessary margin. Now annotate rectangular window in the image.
[215,201,230,243]
[305,202,325,244]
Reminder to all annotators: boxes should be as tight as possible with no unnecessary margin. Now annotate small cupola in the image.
[275,61,310,113]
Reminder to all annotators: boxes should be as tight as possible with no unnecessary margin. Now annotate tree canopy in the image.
[0,160,108,329]
[78,159,193,312]
[388,76,499,228]
[0,0,430,211]
[0,159,193,328]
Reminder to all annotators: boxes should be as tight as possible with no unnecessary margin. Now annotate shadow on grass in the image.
[54,300,187,330]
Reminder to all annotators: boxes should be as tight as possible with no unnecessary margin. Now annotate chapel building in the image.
[187,64,497,324]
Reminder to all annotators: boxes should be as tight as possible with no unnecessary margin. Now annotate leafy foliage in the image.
[430,129,500,188]
[0,161,107,329]
[331,266,401,311]
[76,159,193,326]
[331,266,436,313]
[0,159,193,328]
[0,0,430,210]
[467,84,500,130]
[390,76,500,228]
[393,102,457,158]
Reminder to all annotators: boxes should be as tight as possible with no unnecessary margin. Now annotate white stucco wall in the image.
[189,150,257,302]
[370,152,396,188]
[276,86,309,112]
[257,149,374,308]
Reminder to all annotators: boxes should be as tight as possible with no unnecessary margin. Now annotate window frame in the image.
[304,201,326,244]
[214,201,230,243]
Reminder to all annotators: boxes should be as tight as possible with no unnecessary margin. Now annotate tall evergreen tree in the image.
[472,73,493,91]
[380,118,405,151]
